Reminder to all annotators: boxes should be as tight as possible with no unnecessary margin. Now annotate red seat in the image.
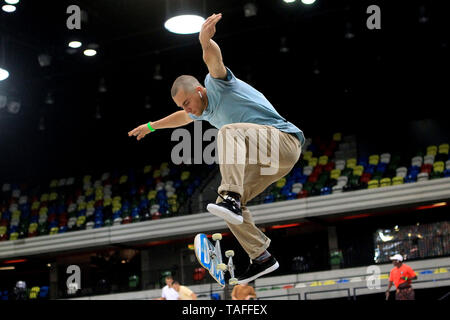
[297,190,308,199]
[193,268,206,281]
[421,164,432,173]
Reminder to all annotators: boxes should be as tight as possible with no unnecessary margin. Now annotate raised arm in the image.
[199,13,227,80]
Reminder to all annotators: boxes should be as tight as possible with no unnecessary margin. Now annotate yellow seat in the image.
[181,171,190,181]
[333,133,342,142]
[83,175,92,184]
[426,145,437,156]
[392,176,404,185]
[76,216,86,226]
[119,175,128,184]
[39,207,48,215]
[144,165,152,174]
[438,143,449,155]
[346,158,357,169]
[78,202,86,210]
[303,151,313,161]
[0,226,7,235]
[276,178,286,188]
[353,165,364,176]
[9,232,19,240]
[433,161,445,173]
[50,227,59,235]
[369,155,379,166]
[368,180,379,189]
[153,170,161,179]
[31,201,40,210]
[147,190,157,200]
[50,180,58,188]
[29,287,40,299]
[50,192,58,201]
[40,193,49,202]
[380,178,391,187]
[331,169,341,180]
[308,157,318,167]
[319,155,329,166]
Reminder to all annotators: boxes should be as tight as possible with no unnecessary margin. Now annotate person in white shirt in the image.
[157,275,179,300]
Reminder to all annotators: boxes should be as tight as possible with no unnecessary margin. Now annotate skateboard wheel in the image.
[212,233,222,241]
[217,263,227,271]
[225,250,234,257]
[229,278,238,285]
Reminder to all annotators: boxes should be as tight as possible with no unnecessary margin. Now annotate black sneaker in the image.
[237,256,279,284]
[207,192,243,225]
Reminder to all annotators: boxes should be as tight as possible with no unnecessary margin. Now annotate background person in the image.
[156,275,179,300]
[172,280,197,300]
[231,282,257,300]
[385,254,417,300]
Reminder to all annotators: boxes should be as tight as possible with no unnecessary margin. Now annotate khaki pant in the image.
[215,123,302,260]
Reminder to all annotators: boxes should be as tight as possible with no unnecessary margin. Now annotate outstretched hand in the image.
[128,123,151,141]
[199,13,222,45]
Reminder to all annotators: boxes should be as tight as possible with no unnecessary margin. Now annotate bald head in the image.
[171,75,202,97]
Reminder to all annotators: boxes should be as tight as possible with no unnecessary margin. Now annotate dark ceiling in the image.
[0,0,448,184]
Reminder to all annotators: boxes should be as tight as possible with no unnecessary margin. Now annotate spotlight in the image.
[344,22,355,39]
[164,15,205,34]
[45,92,54,105]
[301,0,316,4]
[98,78,107,93]
[38,116,45,131]
[0,67,9,81]
[2,5,16,13]
[283,0,297,3]
[144,96,152,110]
[279,37,289,53]
[0,95,6,109]
[68,41,82,49]
[38,54,52,67]
[5,0,20,4]
[7,101,21,114]
[153,64,163,80]
[164,0,205,34]
[84,49,97,57]
[243,3,257,17]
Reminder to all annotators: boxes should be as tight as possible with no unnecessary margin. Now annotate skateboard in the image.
[194,233,238,288]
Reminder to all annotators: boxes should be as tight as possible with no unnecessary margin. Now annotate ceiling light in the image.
[244,3,258,17]
[2,5,16,13]
[5,0,20,4]
[301,0,316,4]
[68,41,82,49]
[283,0,297,3]
[0,67,9,81]
[164,15,205,34]
[84,49,97,57]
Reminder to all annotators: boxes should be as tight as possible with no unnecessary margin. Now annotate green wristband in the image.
[147,122,156,132]
[404,277,408,281]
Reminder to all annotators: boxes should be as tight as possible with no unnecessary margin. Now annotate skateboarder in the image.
[129,13,304,283]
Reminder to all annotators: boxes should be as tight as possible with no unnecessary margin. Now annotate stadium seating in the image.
[0,162,210,241]
[0,133,449,243]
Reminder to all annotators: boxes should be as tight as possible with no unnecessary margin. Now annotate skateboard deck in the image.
[194,233,226,287]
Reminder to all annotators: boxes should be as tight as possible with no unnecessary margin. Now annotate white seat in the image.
[303,166,313,176]
[396,167,408,178]
[380,153,391,164]
[332,185,343,193]
[424,154,435,165]
[417,172,429,182]
[335,160,346,170]
[411,156,422,167]
[337,176,348,186]
[446,160,450,169]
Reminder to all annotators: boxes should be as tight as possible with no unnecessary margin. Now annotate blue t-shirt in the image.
[188,67,305,146]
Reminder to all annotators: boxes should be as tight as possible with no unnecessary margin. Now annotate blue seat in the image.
[320,186,332,195]
[444,169,450,178]
[39,286,49,299]
[264,194,275,203]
